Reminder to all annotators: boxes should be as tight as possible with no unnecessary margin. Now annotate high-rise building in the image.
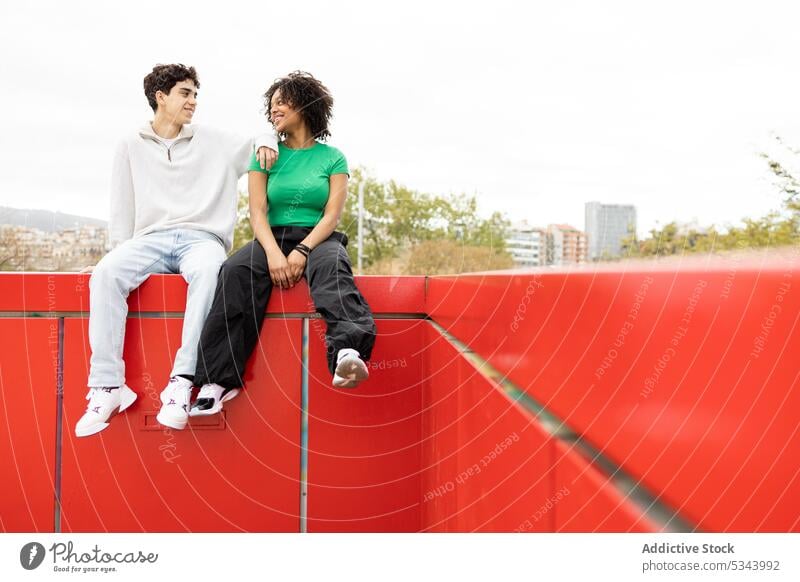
[505,220,548,267]
[585,202,637,261]
[547,224,588,265]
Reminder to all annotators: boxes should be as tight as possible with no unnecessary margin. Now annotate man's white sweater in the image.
[109,123,277,251]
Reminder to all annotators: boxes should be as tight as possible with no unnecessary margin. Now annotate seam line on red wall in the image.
[299,319,309,533]
[0,312,428,319]
[53,316,64,533]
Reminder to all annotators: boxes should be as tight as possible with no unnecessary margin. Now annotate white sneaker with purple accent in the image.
[75,384,138,437]
[156,376,193,430]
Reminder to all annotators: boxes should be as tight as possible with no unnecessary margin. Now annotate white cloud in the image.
[1,0,799,235]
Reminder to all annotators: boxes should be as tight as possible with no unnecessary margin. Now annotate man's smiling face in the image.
[157,79,197,124]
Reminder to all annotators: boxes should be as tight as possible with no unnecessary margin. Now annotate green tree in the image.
[403,240,514,275]
[340,168,510,270]
[232,189,253,253]
[230,167,511,272]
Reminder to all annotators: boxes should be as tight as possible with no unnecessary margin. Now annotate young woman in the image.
[187,71,377,416]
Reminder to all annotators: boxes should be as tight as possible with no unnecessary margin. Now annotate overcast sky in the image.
[1,0,799,236]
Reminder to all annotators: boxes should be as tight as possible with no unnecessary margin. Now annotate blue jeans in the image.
[87,228,226,387]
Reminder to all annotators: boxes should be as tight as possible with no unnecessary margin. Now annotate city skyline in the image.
[505,220,590,267]
[0,224,107,271]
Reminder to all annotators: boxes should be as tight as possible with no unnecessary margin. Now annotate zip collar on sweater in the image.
[139,122,194,141]
[139,123,194,162]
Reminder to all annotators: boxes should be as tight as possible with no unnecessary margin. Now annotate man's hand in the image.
[80,265,95,274]
[267,251,292,289]
[287,250,307,285]
[257,146,278,170]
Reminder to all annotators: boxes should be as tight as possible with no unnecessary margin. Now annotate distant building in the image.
[506,221,549,267]
[505,221,588,267]
[0,225,107,271]
[585,202,637,261]
[547,224,588,265]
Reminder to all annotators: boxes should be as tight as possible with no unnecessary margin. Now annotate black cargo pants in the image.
[194,226,377,389]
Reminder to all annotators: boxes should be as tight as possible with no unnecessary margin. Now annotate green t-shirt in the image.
[248,141,349,227]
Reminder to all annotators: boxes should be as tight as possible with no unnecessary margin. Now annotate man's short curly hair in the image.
[143,64,200,112]
[263,71,334,141]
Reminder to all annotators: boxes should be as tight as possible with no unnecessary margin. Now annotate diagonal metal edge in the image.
[427,318,696,533]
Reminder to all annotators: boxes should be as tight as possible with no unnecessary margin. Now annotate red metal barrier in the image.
[426,255,800,532]
[421,325,556,532]
[0,273,430,533]
[0,318,58,532]
[0,273,425,314]
[306,320,425,532]
[552,441,657,532]
[60,318,302,532]
[2,259,796,533]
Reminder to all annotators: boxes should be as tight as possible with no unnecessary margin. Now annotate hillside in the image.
[0,206,107,232]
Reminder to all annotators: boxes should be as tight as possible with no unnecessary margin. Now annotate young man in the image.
[74,63,278,437]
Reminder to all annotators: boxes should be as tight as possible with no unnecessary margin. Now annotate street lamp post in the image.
[357,179,364,275]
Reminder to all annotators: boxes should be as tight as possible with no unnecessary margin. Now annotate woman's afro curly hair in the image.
[263,71,334,141]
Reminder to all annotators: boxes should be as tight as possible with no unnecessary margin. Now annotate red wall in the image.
[427,255,800,532]
[2,259,797,532]
[0,318,58,532]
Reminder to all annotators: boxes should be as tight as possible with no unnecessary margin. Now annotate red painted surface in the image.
[0,319,58,532]
[0,273,425,314]
[427,256,800,532]
[60,318,301,532]
[0,272,93,312]
[421,324,554,532]
[552,441,657,532]
[2,264,797,533]
[306,319,426,532]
